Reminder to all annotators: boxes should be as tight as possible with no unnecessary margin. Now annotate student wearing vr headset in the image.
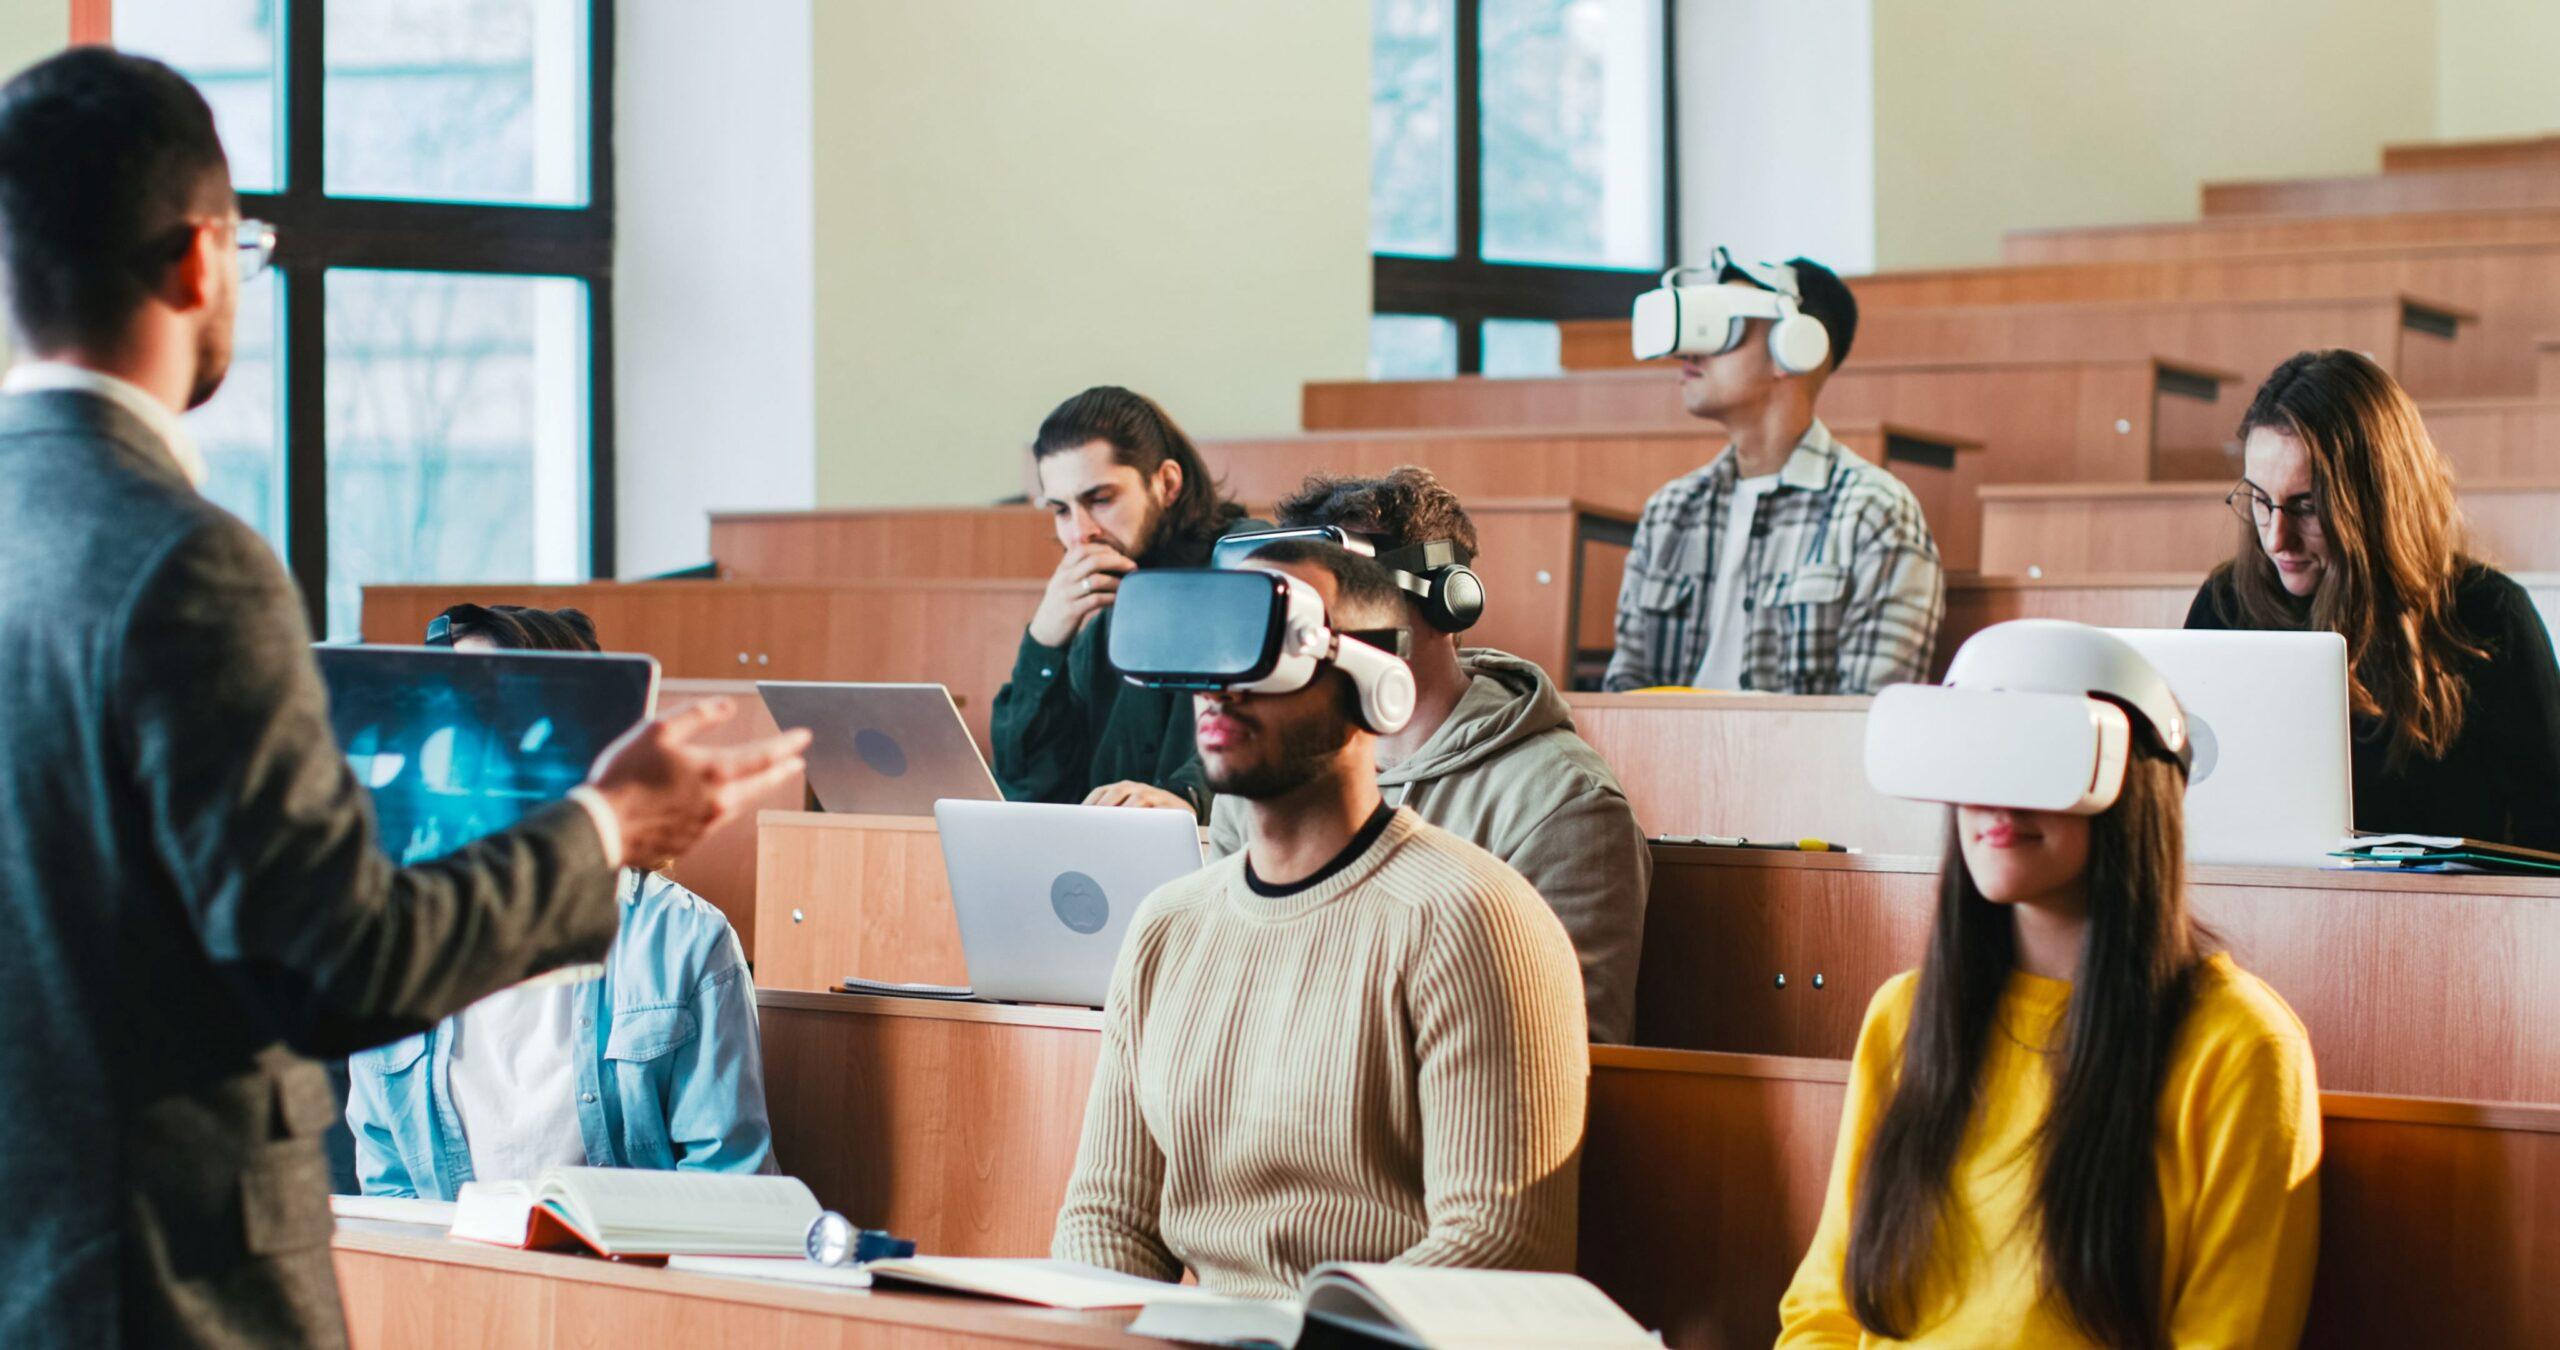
[1781,621,2320,1348]
[344,605,778,1200]
[1606,249,1944,695]
[1052,542,1587,1299]
[1202,469,1652,1043]
[990,386,1261,816]
[2188,349,2560,851]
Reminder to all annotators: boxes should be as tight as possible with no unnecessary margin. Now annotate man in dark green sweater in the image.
[989,386,1257,815]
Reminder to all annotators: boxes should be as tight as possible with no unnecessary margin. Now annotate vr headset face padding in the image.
[1107,568,1417,735]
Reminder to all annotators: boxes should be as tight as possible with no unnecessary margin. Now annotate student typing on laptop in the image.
[345,605,777,1197]
[1051,543,1587,1299]
[2186,350,2560,850]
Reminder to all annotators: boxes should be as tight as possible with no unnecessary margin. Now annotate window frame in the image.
[1373,0,1679,375]
[94,0,619,633]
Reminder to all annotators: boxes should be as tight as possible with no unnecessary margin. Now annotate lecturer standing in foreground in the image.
[0,50,807,1348]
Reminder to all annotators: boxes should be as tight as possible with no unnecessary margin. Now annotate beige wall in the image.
[809,1,1371,509]
[0,0,68,368]
[2435,0,2560,139]
[1869,0,2438,268]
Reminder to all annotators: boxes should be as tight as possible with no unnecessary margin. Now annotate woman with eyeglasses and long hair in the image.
[2188,348,2560,850]
[1779,622,2321,1349]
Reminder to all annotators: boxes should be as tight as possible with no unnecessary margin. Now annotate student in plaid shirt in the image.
[1604,253,1944,695]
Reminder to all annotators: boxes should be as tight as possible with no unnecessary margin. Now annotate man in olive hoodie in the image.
[1207,470,1652,1041]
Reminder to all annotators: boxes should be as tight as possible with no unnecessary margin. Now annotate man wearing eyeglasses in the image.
[0,49,807,1348]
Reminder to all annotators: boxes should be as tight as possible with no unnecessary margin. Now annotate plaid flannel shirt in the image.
[1603,421,1945,695]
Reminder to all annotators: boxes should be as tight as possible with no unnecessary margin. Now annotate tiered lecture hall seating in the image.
[348,131,2560,1349]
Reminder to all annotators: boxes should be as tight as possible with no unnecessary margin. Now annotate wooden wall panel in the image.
[754,995,2560,1349]
[2540,339,2560,399]
[1560,295,2468,402]
[1976,482,2560,575]
[1632,849,2560,1103]
[2382,135,2560,173]
[2005,208,2560,266]
[361,580,1040,752]
[757,995,1100,1258]
[2413,397,2560,480]
[2203,165,2560,218]
[1844,244,2560,401]
[1564,694,1944,855]
[754,813,963,993]
[712,507,1057,581]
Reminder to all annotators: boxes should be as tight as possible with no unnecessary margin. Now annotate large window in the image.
[1370,0,1672,379]
[111,0,614,639]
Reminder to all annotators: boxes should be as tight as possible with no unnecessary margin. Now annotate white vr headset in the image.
[1630,246,1832,375]
[1864,620,2192,816]
[1108,567,1417,735]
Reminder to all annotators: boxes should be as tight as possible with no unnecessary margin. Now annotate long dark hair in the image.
[2209,349,2482,766]
[1845,747,2211,1348]
[1032,386,1243,557]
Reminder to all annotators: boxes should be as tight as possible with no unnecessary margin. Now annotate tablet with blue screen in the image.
[314,645,659,865]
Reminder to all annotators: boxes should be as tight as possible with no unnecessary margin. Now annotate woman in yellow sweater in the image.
[1780,621,2322,1349]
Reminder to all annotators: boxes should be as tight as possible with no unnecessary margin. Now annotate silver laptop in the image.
[756,682,1000,816]
[933,800,1206,1007]
[2105,629,2352,867]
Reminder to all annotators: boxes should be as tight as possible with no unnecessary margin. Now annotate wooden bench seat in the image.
[1556,293,2473,402]
[2203,163,2560,219]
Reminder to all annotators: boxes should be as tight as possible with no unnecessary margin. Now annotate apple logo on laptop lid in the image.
[1051,871,1110,935]
[854,727,909,777]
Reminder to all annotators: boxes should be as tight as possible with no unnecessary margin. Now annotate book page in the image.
[447,1181,536,1246]
[539,1168,819,1252]
[1306,1265,1658,1348]
[1125,1294,1302,1347]
[329,1193,457,1229]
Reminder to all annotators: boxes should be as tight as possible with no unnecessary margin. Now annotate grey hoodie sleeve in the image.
[1502,784,1652,1044]
[1205,794,1247,861]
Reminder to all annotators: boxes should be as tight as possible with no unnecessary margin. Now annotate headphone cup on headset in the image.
[1769,313,1831,376]
[1431,565,1486,633]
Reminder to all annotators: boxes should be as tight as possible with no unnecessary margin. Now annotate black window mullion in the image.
[1372,0,1676,374]
[281,264,330,634]
[252,0,617,630]
[278,0,328,632]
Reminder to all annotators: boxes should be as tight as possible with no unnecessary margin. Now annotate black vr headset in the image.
[1209,525,1486,634]
[1107,567,1417,734]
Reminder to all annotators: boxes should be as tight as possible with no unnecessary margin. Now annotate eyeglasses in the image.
[237,218,277,282]
[2225,482,2323,534]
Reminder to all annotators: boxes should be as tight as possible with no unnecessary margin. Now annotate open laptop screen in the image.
[314,645,659,864]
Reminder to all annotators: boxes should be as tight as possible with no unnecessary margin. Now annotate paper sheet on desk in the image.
[665,1254,873,1290]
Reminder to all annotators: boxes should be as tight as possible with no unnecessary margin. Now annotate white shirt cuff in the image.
[566,786,625,870]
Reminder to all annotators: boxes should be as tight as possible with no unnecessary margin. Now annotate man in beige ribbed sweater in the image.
[1050,543,1590,1301]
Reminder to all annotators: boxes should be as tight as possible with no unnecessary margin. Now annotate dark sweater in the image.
[2186,564,2560,850]
[989,514,1262,814]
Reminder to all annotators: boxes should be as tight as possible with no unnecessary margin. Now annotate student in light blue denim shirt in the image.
[344,602,776,1197]
[343,866,775,1197]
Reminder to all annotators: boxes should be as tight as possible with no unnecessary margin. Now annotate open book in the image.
[448,1167,821,1261]
[2331,832,2560,874]
[860,1256,1230,1310]
[1127,1264,1658,1349]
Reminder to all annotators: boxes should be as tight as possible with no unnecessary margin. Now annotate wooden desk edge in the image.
[331,1226,1145,1345]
